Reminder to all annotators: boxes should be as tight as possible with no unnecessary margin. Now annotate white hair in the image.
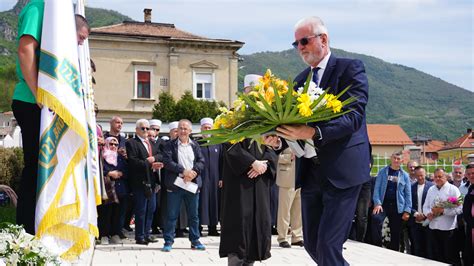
[135,119,149,128]
[294,16,329,36]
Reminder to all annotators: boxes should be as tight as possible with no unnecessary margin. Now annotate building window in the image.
[194,73,213,99]
[136,71,151,98]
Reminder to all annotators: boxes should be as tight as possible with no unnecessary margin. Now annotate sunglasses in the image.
[454,171,463,174]
[109,143,118,147]
[151,128,160,132]
[292,34,322,49]
[140,127,150,131]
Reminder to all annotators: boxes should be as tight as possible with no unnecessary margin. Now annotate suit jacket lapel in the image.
[319,54,337,93]
[135,136,148,157]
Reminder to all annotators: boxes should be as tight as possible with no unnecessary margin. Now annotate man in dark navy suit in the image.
[126,119,162,245]
[408,166,433,258]
[276,16,371,265]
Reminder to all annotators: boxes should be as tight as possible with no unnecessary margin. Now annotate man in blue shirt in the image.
[372,151,412,251]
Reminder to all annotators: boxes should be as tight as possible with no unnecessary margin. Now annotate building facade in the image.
[89,9,244,133]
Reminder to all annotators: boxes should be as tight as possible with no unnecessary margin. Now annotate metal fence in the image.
[371,153,457,177]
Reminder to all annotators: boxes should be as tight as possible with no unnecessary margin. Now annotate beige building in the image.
[367,124,414,159]
[89,9,243,133]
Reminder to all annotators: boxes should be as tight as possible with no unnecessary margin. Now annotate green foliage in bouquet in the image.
[201,69,355,145]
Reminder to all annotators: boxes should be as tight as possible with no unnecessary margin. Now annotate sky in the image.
[1,0,473,91]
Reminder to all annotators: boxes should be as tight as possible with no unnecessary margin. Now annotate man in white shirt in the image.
[423,168,462,265]
[161,119,206,252]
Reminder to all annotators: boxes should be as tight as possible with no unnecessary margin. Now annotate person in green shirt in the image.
[12,0,44,235]
[12,0,91,234]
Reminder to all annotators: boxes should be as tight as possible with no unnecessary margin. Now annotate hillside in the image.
[0,1,133,111]
[1,2,472,141]
[238,49,474,140]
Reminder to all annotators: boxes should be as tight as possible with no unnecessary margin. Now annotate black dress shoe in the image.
[208,230,220,236]
[271,226,278,235]
[118,232,127,239]
[279,241,291,248]
[145,236,158,243]
[151,228,162,235]
[136,239,148,245]
[291,241,304,247]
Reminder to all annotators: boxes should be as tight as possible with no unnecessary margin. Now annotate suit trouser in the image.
[427,228,461,265]
[301,174,361,266]
[12,100,41,234]
[277,187,303,243]
[133,188,156,240]
[409,222,430,258]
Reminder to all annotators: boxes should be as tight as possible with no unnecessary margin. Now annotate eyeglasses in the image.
[292,34,322,49]
[109,143,118,147]
[151,128,160,132]
[140,127,150,131]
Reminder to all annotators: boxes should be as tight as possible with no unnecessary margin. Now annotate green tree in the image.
[152,92,176,122]
[153,91,225,123]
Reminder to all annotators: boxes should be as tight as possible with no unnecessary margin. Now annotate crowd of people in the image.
[351,151,473,266]
[8,1,474,264]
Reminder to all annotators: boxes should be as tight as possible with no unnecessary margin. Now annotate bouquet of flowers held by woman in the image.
[422,195,464,227]
[201,69,355,151]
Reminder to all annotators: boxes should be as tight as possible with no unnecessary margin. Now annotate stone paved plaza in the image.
[92,231,445,265]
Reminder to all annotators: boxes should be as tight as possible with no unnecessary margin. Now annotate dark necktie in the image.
[312,67,321,85]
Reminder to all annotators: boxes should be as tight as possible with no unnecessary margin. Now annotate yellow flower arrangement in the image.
[200,69,355,146]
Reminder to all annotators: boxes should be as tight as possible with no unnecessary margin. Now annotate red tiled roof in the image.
[367,124,414,146]
[92,21,241,44]
[423,140,446,153]
[440,131,474,150]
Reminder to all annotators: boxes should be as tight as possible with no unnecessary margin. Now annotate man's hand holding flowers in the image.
[276,124,317,141]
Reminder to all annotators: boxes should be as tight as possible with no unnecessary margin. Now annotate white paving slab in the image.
[92,231,446,265]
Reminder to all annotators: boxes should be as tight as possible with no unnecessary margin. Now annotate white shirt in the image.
[177,139,194,172]
[137,135,150,155]
[417,184,425,213]
[423,182,462,231]
[311,51,331,87]
[459,181,469,197]
[309,51,331,142]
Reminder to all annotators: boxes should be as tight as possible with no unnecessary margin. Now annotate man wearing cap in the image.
[149,119,166,234]
[243,74,261,94]
[197,117,223,236]
[168,121,179,140]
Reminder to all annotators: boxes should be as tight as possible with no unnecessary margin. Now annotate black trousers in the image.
[427,229,461,265]
[97,202,120,237]
[12,100,41,234]
[354,179,371,242]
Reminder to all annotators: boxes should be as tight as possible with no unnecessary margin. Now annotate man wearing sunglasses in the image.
[126,119,162,245]
[276,16,370,265]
